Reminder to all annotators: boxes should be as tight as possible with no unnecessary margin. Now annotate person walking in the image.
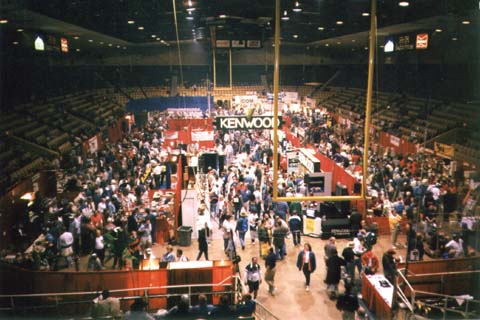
[272,220,288,260]
[264,247,277,295]
[326,248,346,299]
[258,219,271,259]
[288,210,302,247]
[296,243,317,291]
[236,211,249,250]
[244,257,262,299]
[196,206,212,260]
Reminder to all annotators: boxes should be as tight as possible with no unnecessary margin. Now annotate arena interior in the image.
[0,1,479,320]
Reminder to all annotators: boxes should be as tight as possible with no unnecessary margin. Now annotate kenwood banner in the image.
[215,115,282,130]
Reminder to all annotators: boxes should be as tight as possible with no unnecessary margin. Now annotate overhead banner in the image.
[231,40,246,48]
[191,130,214,141]
[298,148,321,173]
[247,40,261,48]
[216,40,230,48]
[215,115,282,130]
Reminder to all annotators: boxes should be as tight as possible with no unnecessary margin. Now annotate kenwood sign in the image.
[215,116,282,130]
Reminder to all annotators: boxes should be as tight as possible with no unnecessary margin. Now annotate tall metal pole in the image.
[272,0,281,200]
[361,0,376,201]
[213,47,217,89]
[229,48,233,89]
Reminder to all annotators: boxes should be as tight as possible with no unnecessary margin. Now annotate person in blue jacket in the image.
[288,210,302,247]
[296,242,317,291]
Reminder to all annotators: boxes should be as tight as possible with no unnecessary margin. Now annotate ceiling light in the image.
[325,43,329,47]
[0,19,8,24]
[435,28,443,32]
[380,45,384,48]
[12,41,19,45]
[116,45,120,48]
[362,12,370,17]
[186,16,194,20]
[127,20,135,24]
[398,1,409,7]
[318,26,324,31]
[151,34,156,38]
[293,34,298,38]
[462,20,471,25]
[293,1,302,12]
[186,7,196,12]
[123,47,127,49]
[88,39,93,42]
[219,14,227,18]
[352,39,356,42]
[337,41,341,44]
[138,26,144,30]
[188,0,192,6]
[282,11,290,21]
[336,20,344,25]
[74,36,79,39]
[364,46,369,50]
[76,48,80,52]
[17,28,24,32]
[156,37,161,40]
[451,37,458,41]
[108,43,112,47]
[100,41,104,45]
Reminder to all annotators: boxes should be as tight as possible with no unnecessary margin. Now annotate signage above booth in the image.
[215,115,282,130]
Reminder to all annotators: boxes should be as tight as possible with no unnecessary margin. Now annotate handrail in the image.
[254,301,281,320]
[0,275,238,314]
[396,268,480,320]
[0,275,235,298]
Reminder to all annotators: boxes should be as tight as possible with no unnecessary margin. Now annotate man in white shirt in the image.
[445,235,464,258]
[58,229,74,267]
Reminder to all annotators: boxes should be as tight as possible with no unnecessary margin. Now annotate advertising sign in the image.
[215,115,282,130]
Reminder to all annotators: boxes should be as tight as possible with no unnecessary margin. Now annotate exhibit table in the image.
[361,274,394,320]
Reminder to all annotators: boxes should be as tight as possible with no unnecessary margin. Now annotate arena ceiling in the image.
[0,0,478,52]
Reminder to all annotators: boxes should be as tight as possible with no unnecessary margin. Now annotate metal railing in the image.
[254,301,281,320]
[396,269,480,320]
[0,275,237,315]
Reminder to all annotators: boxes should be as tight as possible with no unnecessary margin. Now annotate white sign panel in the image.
[191,130,214,141]
[233,95,258,105]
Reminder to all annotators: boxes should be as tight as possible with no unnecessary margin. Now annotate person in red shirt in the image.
[91,211,104,230]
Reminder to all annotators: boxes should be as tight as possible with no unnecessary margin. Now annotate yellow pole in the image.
[213,47,217,89]
[362,0,376,200]
[272,0,280,201]
[229,48,233,89]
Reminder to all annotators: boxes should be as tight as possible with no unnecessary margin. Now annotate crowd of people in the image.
[1,95,478,319]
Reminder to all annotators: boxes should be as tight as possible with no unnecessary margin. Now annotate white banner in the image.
[282,91,298,103]
[164,131,178,140]
[231,40,245,48]
[233,95,258,105]
[191,130,214,141]
[390,135,400,147]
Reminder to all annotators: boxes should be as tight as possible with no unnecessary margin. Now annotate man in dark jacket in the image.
[382,247,398,284]
[326,248,345,299]
[288,211,302,247]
